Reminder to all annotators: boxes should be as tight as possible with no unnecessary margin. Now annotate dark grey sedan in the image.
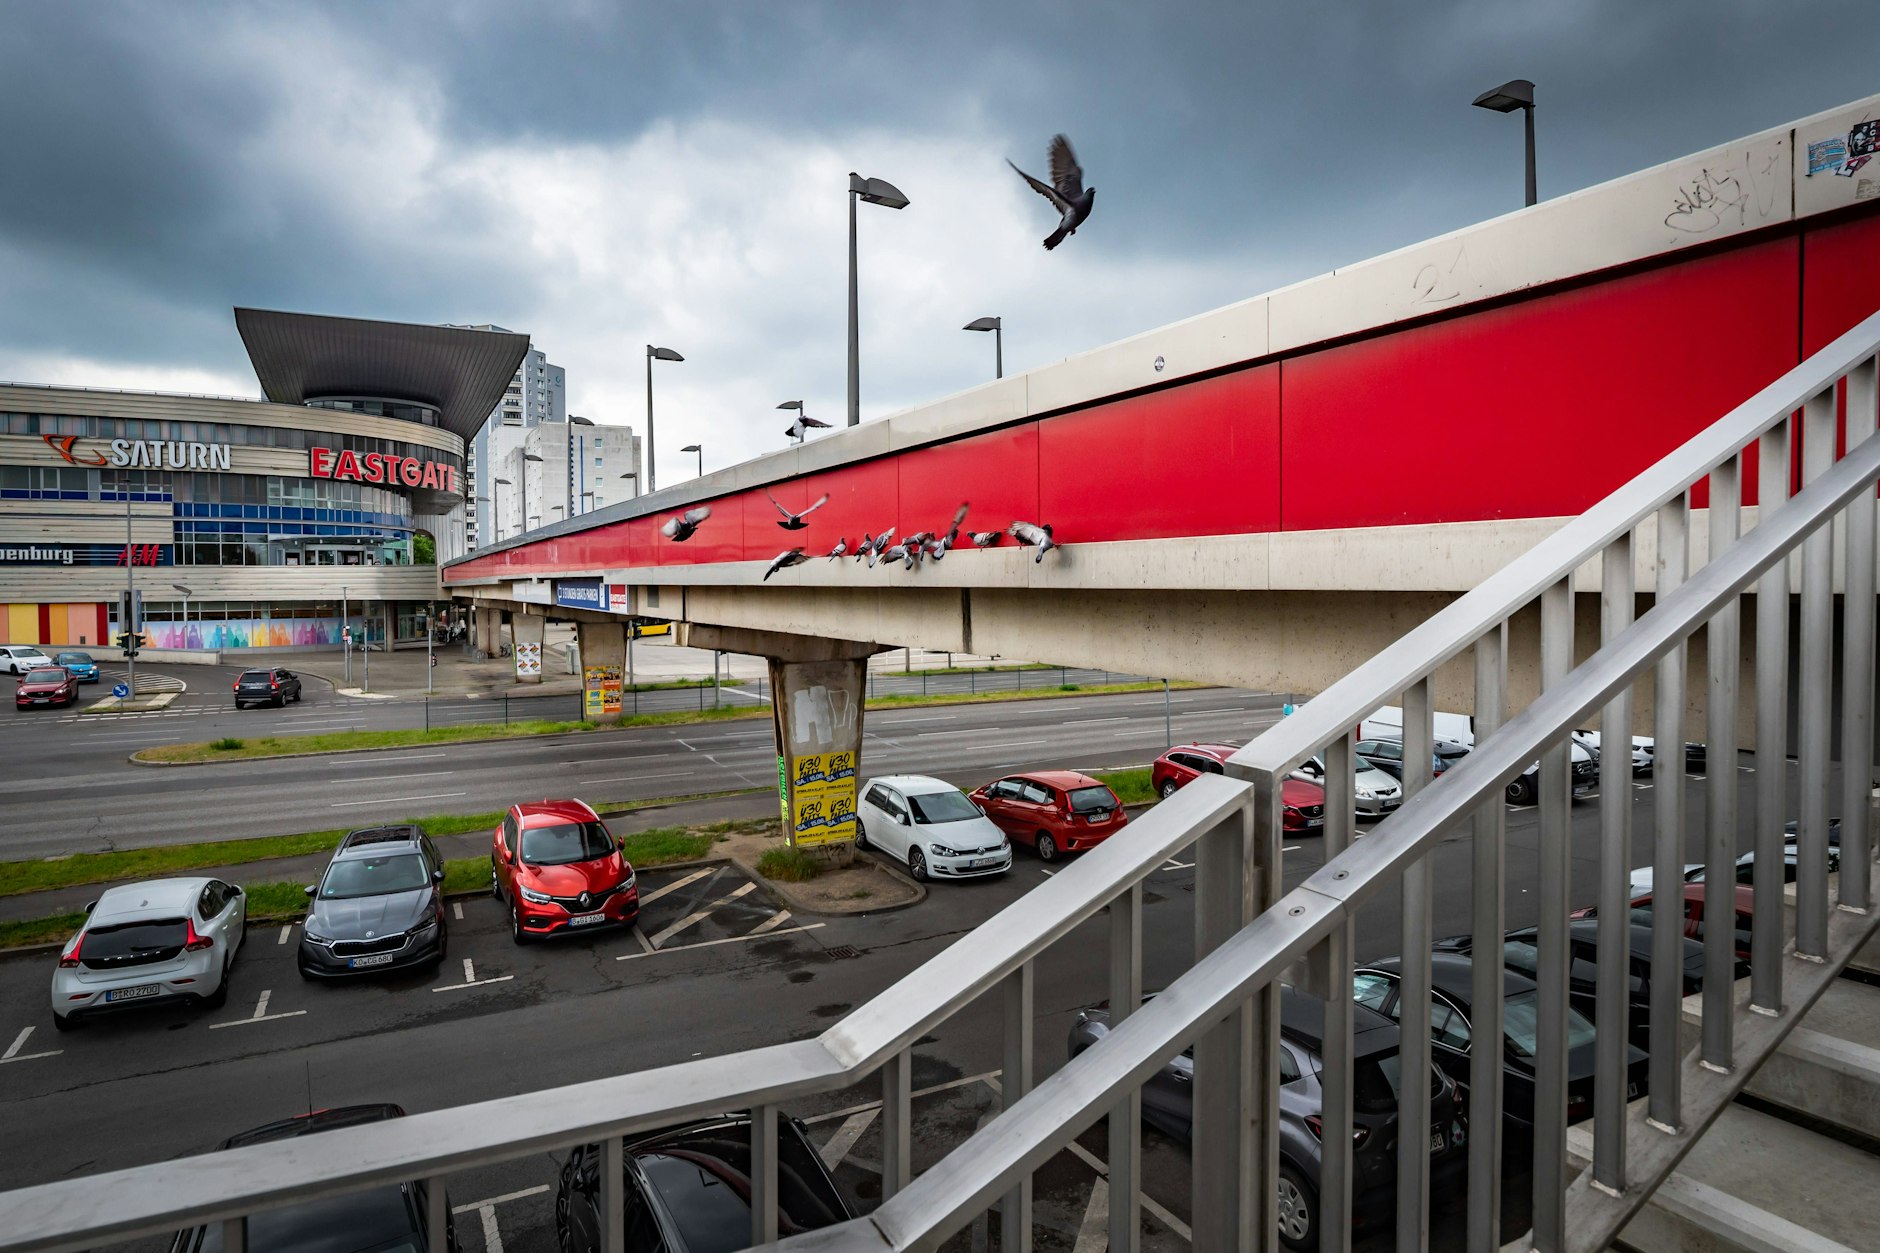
[1068,985,1467,1251]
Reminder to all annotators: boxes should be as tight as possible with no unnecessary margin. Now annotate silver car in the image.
[1292,754,1403,817]
[50,877,246,1030]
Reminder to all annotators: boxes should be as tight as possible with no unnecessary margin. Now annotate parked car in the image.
[1576,882,1757,964]
[0,644,55,675]
[1503,741,1600,806]
[233,666,302,708]
[1291,753,1403,817]
[299,825,449,977]
[1354,736,1472,782]
[169,1104,459,1253]
[1629,836,1840,899]
[555,1113,850,1253]
[1151,743,1329,833]
[491,799,640,943]
[51,877,245,1030]
[1068,986,1466,1251]
[52,650,100,683]
[1435,920,1706,1048]
[1353,952,1647,1131]
[856,775,1011,882]
[969,770,1126,861]
[15,666,78,709]
[1572,731,1654,774]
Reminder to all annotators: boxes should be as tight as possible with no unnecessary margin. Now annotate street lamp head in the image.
[1472,78,1534,113]
[172,583,194,596]
[849,172,910,210]
[777,400,804,413]
[647,345,684,362]
[680,444,701,453]
[523,452,544,463]
[963,316,1001,333]
[619,471,638,480]
[494,477,514,486]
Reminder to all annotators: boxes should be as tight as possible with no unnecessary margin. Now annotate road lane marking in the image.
[973,739,1049,750]
[348,771,456,783]
[453,1184,550,1214]
[331,791,465,808]
[649,882,756,946]
[578,771,696,785]
[637,867,714,906]
[452,902,464,921]
[750,909,792,934]
[616,922,824,960]
[210,988,307,1029]
[1,1025,59,1064]
[1073,1178,1110,1253]
[878,715,960,724]
[478,1206,504,1253]
[1063,717,1130,726]
[818,1109,878,1169]
[277,924,292,945]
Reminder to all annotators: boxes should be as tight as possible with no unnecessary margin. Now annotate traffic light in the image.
[116,632,141,658]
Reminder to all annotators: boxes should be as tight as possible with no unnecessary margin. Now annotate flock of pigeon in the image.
[658,498,1059,581]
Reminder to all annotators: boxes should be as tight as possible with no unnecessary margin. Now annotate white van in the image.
[1361,704,1596,805]
[1360,705,1475,746]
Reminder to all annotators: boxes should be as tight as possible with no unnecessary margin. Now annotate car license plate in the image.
[1430,1129,1446,1152]
[1382,797,1402,809]
[348,953,394,968]
[568,912,606,927]
[1305,817,1323,828]
[105,984,160,1002]
[1574,784,1594,797]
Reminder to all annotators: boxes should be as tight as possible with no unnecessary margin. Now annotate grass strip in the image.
[755,846,823,882]
[1090,767,1156,805]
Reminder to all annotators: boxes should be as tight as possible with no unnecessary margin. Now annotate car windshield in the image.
[196,1186,416,1253]
[54,652,91,665]
[1067,786,1115,814]
[29,669,67,682]
[16,648,46,659]
[519,821,614,866]
[638,1124,846,1249]
[320,854,429,899]
[1503,989,1598,1056]
[907,790,981,824]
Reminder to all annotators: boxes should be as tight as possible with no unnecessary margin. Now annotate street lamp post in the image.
[680,443,703,478]
[1472,78,1537,207]
[963,316,1003,379]
[847,172,911,427]
[645,345,684,493]
[521,452,543,536]
[342,584,350,685]
[172,583,193,648]
[492,479,514,541]
[620,471,638,500]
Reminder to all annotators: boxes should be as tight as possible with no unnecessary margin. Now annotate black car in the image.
[1434,921,1705,1050]
[1353,952,1648,1136]
[555,1113,851,1253]
[169,1104,459,1253]
[1354,736,1471,782]
[233,666,302,708]
[298,826,449,979]
[1069,987,1466,1251]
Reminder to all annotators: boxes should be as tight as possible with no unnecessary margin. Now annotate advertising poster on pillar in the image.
[514,641,542,679]
[771,659,864,848]
[583,664,623,716]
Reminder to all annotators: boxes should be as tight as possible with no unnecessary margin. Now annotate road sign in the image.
[112,682,130,698]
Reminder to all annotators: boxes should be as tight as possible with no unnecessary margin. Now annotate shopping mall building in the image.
[0,309,527,654]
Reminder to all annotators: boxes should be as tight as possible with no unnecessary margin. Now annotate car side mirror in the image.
[617,836,627,851]
[303,884,317,897]
[975,804,987,816]
[432,869,445,883]
[83,899,96,915]
[897,812,911,825]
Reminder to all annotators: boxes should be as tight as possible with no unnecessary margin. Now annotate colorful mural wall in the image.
[140,618,346,650]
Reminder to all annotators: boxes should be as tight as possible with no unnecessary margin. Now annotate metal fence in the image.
[7,310,1880,1252]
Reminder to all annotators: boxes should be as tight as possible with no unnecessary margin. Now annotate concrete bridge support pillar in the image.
[474,608,501,660]
[510,612,546,683]
[575,621,627,721]
[680,623,886,868]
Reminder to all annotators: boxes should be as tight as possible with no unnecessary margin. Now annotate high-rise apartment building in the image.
[454,327,564,548]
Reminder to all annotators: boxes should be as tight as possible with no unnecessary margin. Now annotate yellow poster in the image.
[583,664,624,716]
[788,748,858,847]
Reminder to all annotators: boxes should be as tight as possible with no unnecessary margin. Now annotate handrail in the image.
[1230,306,1880,780]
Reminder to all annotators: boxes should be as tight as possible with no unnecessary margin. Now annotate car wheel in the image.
[1276,1163,1318,1251]
[1506,775,1537,806]
[854,819,868,851]
[908,848,929,882]
[203,958,230,1009]
[297,962,314,981]
[511,901,527,945]
[51,1011,77,1032]
[1159,779,1178,799]
[293,688,303,703]
[273,694,285,708]
[1035,832,1058,862]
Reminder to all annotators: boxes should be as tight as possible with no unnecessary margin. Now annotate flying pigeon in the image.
[764,548,809,581]
[927,502,971,559]
[765,488,830,530]
[878,543,909,568]
[785,414,833,441]
[1007,134,1095,250]
[660,505,712,542]
[826,537,849,560]
[859,527,895,567]
[1008,520,1057,563]
[969,531,1003,547]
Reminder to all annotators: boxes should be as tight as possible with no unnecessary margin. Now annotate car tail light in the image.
[270,677,280,689]
[1303,1115,1369,1147]
[184,919,214,952]
[1567,1094,1591,1121]
[58,934,84,968]
[233,681,240,692]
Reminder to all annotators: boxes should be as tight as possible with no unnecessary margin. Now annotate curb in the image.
[82,692,180,715]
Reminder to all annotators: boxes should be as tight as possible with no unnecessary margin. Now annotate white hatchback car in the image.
[0,644,55,675]
[50,877,246,1030]
[856,775,1012,882]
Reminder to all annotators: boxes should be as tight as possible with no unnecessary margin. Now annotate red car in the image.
[1574,882,1755,964]
[490,799,640,943]
[1152,742,1329,833]
[969,771,1127,861]
[16,666,78,709]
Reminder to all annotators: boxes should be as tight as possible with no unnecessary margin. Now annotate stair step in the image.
[1782,869,1880,978]
[1682,977,1880,1140]
[1571,1104,1880,1252]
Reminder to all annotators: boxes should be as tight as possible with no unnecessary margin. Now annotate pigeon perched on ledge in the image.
[764,548,809,581]
[826,537,849,560]
[1008,521,1057,563]
[969,531,1003,548]
[660,505,711,542]
[928,502,970,559]
[766,489,829,531]
[1008,134,1095,251]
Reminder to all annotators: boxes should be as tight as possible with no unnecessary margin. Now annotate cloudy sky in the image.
[1,2,1873,486]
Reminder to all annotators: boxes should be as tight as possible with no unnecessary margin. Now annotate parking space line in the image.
[1062,1136,1192,1241]
[210,988,307,1029]
[818,1108,878,1170]
[616,922,824,960]
[452,1184,549,1214]
[637,867,715,906]
[631,925,656,954]
[0,1025,60,1065]
[277,924,292,945]
[331,791,465,808]
[1073,1177,1110,1253]
[1160,859,1194,870]
[478,1206,504,1253]
[452,902,464,921]
[648,882,756,947]
[433,957,518,993]
[749,909,792,934]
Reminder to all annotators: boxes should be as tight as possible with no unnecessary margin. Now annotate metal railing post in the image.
[1655,492,1696,1113]
[1704,453,1744,1066]
[1468,623,1507,1253]
[1108,883,1143,1253]
[1321,733,1357,1253]
[601,1135,625,1253]
[1751,430,1790,1017]
[1798,390,1836,960]
[1001,962,1034,1252]
[1532,573,1574,1253]
[751,1103,779,1245]
[1841,357,1878,912]
[426,1177,448,1253]
[1396,681,1435,1253]
[881,1049,913,1198]
[221,1217,246,1253]
[1594,534,1636,1190]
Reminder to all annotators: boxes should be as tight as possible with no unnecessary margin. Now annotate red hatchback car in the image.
[16,666,78,709]
[969,771,1127,861]
[1152,742,1328,834]
[491,799,640,943]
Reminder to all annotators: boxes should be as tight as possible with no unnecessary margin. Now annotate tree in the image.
[413,532,436,565]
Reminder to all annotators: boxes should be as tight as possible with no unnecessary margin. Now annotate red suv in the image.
[491,799,640,944]
[1153,743,1328,833]
[968,770,1127,861]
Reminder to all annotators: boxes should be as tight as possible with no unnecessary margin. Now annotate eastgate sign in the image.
[309,447,461,495]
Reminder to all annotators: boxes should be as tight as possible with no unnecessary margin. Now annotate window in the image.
[865,785,891,809]
[1278,1042,1303,1084]
[502,815,520,859]
[1018,782,1052,805]
[1428,996,1471,1051]
[907,790,981,824]
[318,855,429,899]
[1353,971,1394,1013]
[519,821,616,866]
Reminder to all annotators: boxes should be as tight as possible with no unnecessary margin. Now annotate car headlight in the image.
[616,871,637,893]
[1356,789,1374,800]
[302,922,332,945]
[519,886,553,905]
[929,845,959,858]
[412,914,439,933]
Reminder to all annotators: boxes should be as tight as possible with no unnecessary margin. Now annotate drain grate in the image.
[825,945,861,960]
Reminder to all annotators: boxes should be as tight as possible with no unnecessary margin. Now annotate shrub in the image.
[211,737,244,751]
[757,846,823,882]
